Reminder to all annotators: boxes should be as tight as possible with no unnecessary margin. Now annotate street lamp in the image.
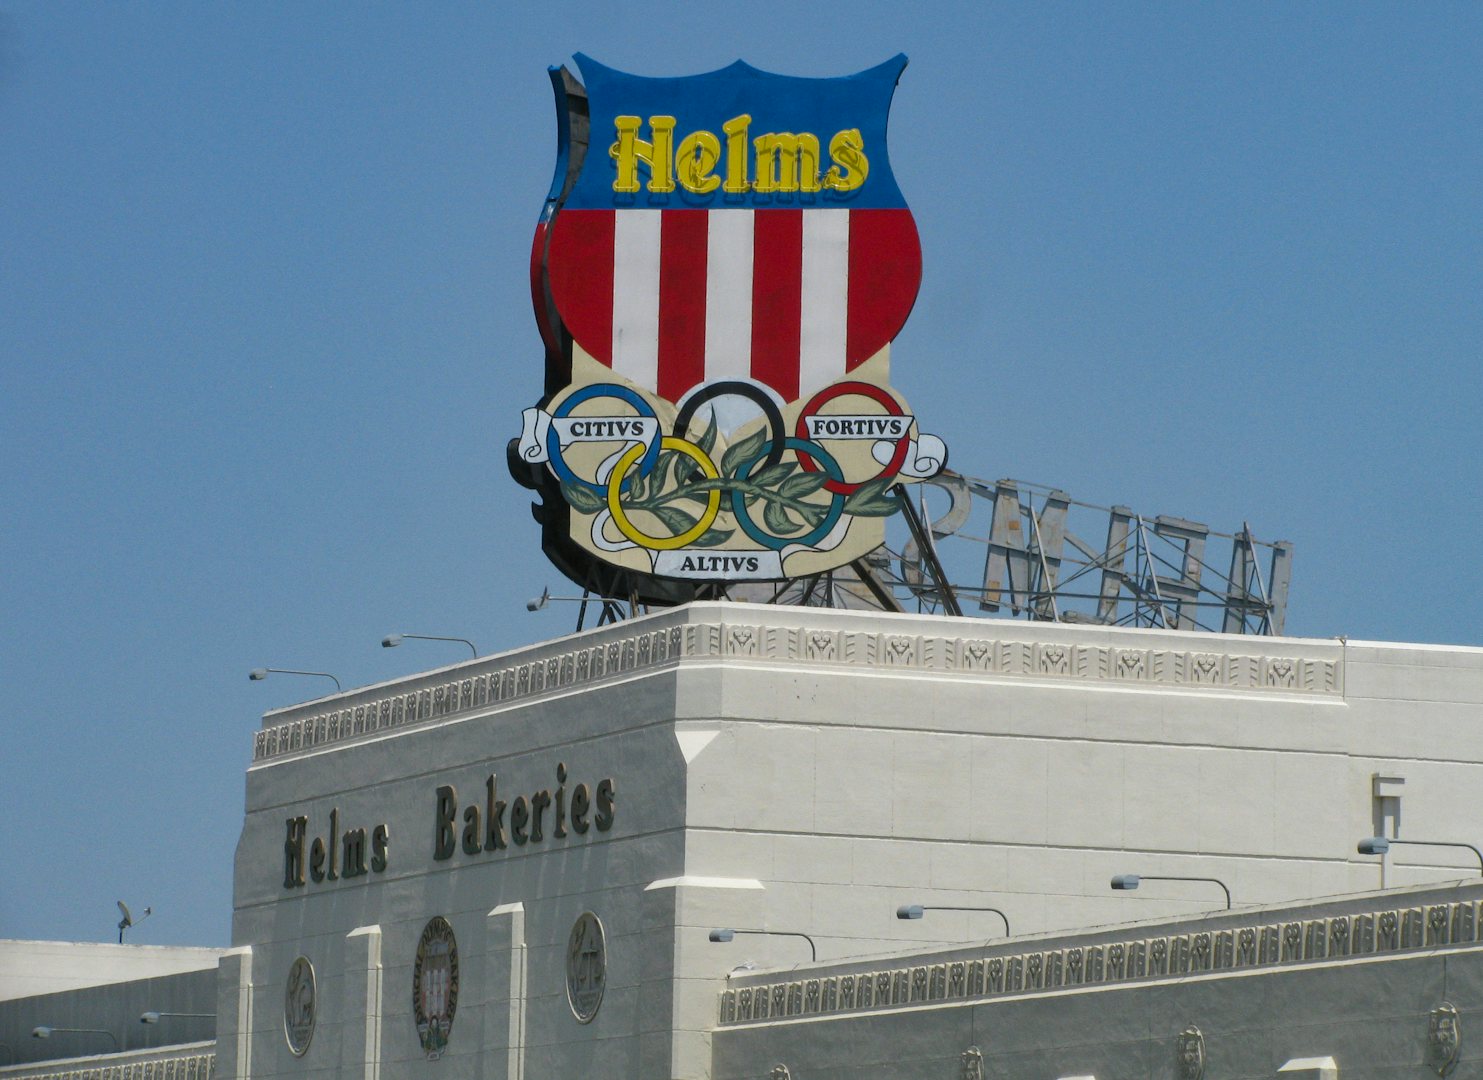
[525,586,629,631]
[32,1027,119,1052]
[1357,836,1483,875]
[140,1012,214,1025]
[895,904,1011,937]
[1110,873,1232,910]
[381,633,478,658]
[526,587,611,612]
[248,668,342,693]
[708,928,817,962]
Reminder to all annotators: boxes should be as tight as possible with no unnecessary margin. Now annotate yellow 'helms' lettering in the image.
[610,114,869,195]
[822,129,868,192]
[611,115,675,193]
[753,132,822,194]
[675,130,722,194]
[722,115,751,193]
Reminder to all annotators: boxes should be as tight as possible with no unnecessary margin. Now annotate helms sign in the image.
[515,55,946,583]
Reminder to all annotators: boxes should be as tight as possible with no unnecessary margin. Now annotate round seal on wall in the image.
[412,916,459,1060]
[283,956,316,1057]
[565,911,606,1023]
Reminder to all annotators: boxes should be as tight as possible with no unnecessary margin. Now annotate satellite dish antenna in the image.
[117,900,152,943]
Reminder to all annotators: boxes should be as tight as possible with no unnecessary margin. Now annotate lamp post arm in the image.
[732,929,817,962]
[778,930,817,962]
[42,1029,118,1052]
[264,669,342,692]
[1140,875,1232,910]
[1391,838,1483,875]
[923,906,1011,936]
[402,634,478,657]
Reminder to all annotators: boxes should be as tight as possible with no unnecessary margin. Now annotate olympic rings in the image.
[794,380,911,495]
[546,382,660,495]
[605,436,722,550]
[729,438,846,551]
[674,380,788,472]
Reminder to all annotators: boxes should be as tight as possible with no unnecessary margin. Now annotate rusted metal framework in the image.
[546,470,1292,637]
[728,471,1291,635]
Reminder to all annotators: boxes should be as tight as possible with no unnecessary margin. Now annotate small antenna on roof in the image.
[117,900,152,944]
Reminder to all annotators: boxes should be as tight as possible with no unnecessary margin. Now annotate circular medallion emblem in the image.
[283,956,316,1057]
[412,916,459,1060]
[565,911,606,1024]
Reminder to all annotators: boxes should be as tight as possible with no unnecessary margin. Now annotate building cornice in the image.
[717,886,1483,1027]
[252,603,1343,762]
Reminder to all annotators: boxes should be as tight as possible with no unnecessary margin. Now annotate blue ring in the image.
[546,383,660,495]
[730,438,846,551]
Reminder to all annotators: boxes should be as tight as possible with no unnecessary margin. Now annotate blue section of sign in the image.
[566,54,910,211]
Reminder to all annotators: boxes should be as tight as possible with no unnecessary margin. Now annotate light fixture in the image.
[1110,873,1231,909]
[140,1012,213,1025]
[1357,836,1483,874]
[31,1027,118,1051]
[708,927,817,962]
[895,903,1010,936]
[525,587,595,612]
[116,900,152,944]
[248,668,342,693]
[381,633,477,658]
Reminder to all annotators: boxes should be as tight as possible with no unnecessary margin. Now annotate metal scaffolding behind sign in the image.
[548,469,1293,637]
[879,472,1292,634]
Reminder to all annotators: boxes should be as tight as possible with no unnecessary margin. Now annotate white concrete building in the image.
[5,602,1483,1077]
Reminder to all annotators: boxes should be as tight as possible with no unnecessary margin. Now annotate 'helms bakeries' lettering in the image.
[279,763,614,887]
[434,761,615,863]
[283,809,389,888]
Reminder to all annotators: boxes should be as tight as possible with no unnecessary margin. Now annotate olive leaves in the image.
[558,413,901,545]
[841,475,903,516]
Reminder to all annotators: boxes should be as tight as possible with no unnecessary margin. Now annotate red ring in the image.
[794,381,911,495]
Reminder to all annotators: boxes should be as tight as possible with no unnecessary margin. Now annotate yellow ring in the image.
[606,437,721,550]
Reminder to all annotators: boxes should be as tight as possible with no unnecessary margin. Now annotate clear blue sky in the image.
[2,3,1480,947]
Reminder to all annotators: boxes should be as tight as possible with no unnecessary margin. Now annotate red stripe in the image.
[750,209,803,401]
[846,209,922,369]
[657,210,708,402]
[545,209,615,366]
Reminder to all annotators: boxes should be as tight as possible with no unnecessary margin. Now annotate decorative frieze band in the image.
[690,622,1338,696]
[4,1052,215,1080]
[252,625,687,761]
[253,616,1339,761]
[717,899,1475,1027]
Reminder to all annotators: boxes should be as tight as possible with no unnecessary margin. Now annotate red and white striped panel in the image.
[544,207,921,403]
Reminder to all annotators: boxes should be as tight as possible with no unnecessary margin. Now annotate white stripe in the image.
[611,211,662,391]
[799,208,850,399]
[704,210,755,382]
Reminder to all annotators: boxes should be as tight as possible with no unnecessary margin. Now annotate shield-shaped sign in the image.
[516,55,946,584]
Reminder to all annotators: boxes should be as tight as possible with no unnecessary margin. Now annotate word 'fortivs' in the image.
[513,55,947,586]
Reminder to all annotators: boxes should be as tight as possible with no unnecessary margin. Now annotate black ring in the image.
[673,381,788,471]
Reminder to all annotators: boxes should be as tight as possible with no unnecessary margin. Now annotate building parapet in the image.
[717,885,1483,1027]
[0,1043,213,1080]
[252,603,1343,762]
